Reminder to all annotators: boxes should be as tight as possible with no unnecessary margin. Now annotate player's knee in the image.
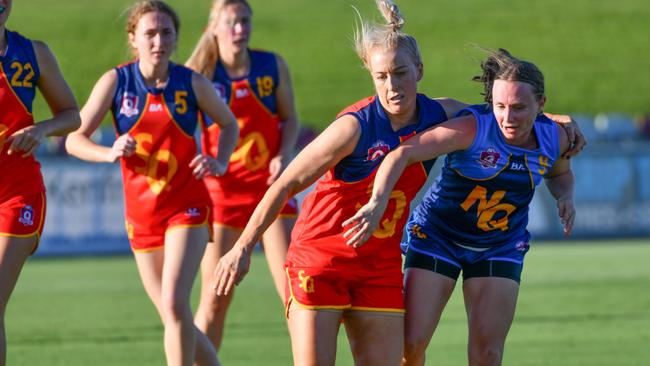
[403,334,428,361]
[161,293,191,322]
[468,342,503,366]
[202,291,233,314]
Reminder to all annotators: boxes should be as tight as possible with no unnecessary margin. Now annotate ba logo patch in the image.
[148,103,163,112]
[119,93,139,118]
[477,148,501,169]
[366,140,390,161]
[18,205,34,226]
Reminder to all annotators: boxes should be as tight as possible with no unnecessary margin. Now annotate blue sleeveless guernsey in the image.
[408,104,561,249]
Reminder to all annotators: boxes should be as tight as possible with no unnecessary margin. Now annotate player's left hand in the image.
[7,125,47,157]
[213,244,251,296]
[342,199,388,248]
[190,155,227,179]
[557,195,575,236]
[267,154,288,185]
[549,115,587,158]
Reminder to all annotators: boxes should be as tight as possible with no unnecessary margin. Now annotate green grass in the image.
[7,239,650,365]
[5,0,650,130]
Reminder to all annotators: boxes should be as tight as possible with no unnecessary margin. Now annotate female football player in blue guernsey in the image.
[185,0,299,353]
[0,0,81,364]
[345,48,576,366]
[65,1,238,365]
[213,1,583,365]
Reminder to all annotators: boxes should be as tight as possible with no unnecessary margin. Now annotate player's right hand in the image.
[107,134,136,162]
[213,243,251,296]
[342,198,388,248]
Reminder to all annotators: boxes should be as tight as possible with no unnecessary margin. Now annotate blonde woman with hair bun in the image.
[214,1,585,364]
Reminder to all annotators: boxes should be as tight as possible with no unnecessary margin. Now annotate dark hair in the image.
[473,48,545,103]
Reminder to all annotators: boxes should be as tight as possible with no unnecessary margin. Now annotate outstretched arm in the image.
[213,115,361,296]
[342,114,476,247]
[544,126,575,236]
[8,41,80,157]
[544,113,587,158]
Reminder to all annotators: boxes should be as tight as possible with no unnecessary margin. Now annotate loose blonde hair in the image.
[125,0,180,56]
[186,0,252,79]
[354,0,421,70]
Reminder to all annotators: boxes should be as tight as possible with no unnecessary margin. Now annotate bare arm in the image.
[8,41,80,156]
[544,125,575,236]
[64,70,135,163]
[213,114,361,295]
[192,72,239,177]
[544,113,587,158]
[343,114,477,247]
[434,97,469,120]
[267,54,299,184]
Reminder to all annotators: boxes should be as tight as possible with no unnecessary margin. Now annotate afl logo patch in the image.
[119,93,140,118]
[366,140,390,161]
[18,205,35,226]
[477,148,501,169]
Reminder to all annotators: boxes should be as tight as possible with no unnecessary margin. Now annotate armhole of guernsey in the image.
[457,106,485,154]
[23,34,41,84]
[111,65,131,135]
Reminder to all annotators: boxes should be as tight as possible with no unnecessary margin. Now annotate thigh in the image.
[261,217,294,297]
[343,311,404,366]
[0,235,38,310]
[403,267,456,347]
[462,277,519,345]
[133,248,165,316]
[200,225,241,292]
[163,226,209,301]
[288,305,342,366]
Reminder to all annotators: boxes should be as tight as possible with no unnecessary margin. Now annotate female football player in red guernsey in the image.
[185,0,299,352]
[0,0,80,364]
[65,1,238,365]
[212,1,460,364]
[212,0,586,364]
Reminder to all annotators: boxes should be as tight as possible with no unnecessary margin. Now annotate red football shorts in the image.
[0,193,46,250]
[284,264,405,315]
[126,205,210,252]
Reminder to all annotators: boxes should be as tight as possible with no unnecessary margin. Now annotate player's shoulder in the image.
[336,96,376,119]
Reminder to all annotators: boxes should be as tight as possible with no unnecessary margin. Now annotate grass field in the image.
[7,239,650,365]
[6,0,650,130]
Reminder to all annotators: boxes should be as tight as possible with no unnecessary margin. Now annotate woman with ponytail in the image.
[186,0,299,353]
